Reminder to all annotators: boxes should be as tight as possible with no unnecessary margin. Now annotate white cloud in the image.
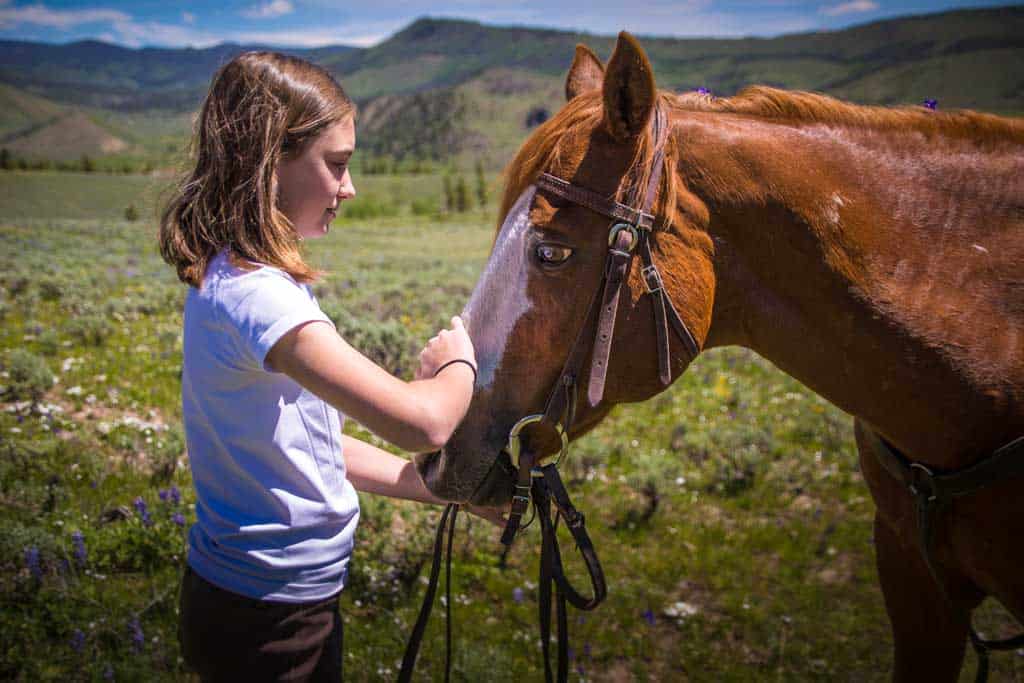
[226,28,385,47]
[821,0,879,16]
[0,3,130,30]
[241,0,295,19]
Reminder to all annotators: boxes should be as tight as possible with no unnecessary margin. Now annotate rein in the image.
[399,105,702,682]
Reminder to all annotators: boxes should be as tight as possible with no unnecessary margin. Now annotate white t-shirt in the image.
[181,250,360,603]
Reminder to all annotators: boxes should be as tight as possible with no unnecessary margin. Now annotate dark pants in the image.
[178,565,343,682]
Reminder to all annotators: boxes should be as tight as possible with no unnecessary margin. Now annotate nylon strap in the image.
[867,430,1024,683]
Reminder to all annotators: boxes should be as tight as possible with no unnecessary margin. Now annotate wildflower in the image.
[25,546,42,579]
[72,531,87,565]
[923,98,938,110]
[158,489,169,503]
[133,497,152,526]
[102,663,114,680]
[169,486,181,506]
[642,608,656,626]
[128,617,144,653]
[512,587,525,603]
[172,512,186,527]
[696,86,711,95]
[70,629,86,652]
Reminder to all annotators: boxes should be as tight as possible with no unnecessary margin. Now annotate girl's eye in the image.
[535,243,573,265]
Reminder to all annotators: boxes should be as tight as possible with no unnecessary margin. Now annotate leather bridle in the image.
[400,104,701,683]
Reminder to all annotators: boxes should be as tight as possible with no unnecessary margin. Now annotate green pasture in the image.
[1,171,1021,681]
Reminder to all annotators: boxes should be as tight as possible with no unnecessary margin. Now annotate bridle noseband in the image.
[400,104,702,683]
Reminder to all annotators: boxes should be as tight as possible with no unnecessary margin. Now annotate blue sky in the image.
[0,0,1009,47]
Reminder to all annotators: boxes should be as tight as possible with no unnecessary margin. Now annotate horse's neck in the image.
[687,115,1024,466]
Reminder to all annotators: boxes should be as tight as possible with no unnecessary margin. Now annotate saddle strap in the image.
[868,430,1024,683]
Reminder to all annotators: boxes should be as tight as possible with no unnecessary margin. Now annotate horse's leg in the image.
[873,515,971,682]
[855,420,981,682]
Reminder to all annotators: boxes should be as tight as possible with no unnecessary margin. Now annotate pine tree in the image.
[455,175,470,213]
[474,160,487,207]
[443,174,454,213]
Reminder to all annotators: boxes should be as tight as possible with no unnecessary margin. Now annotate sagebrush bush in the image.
[5,349,53,401]
[65,314,113,346]
[321,305,415,377]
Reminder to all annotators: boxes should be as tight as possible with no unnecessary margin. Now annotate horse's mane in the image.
[500,85,1024,233]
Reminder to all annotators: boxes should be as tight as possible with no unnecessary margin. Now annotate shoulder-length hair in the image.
[160,51,354,287]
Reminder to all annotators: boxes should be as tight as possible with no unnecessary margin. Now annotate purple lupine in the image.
[583,642,592,658]
[70,629,86,652]
[25,546,42,579]
[642,608,656,626]
[133,497,153,527]
[923,98,938,110]
[128,617,144,653]
[102,663,114,680]
[72,531,87,565]
[169,485,181,506]
[158,489,169,503]
[512,587,525,604]
[172,512,186,527]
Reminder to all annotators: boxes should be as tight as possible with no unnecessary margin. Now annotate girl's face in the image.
[276,117,356,240]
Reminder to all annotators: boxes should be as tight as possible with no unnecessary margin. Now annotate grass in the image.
[1,170,1022,681]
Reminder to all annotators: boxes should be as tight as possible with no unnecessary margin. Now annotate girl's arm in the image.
[267,316,475,454]
[343,434,507,526]
[342,434,443,503]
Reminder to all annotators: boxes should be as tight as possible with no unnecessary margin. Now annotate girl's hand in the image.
[415,316,476,380]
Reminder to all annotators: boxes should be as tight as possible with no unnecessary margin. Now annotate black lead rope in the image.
[399,464,605,683]
[399,503,458,683]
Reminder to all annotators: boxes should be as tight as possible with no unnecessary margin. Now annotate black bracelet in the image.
[433,359,478,385]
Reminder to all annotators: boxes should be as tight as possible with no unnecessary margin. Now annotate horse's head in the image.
[417,33,716,506]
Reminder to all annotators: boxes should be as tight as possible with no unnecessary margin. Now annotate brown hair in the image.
[160,51,354,287]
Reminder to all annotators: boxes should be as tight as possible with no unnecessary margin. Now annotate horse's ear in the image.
[565,44,604,101]
[602,32,656,141]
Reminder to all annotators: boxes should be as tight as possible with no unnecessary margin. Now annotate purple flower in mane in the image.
[642,608,656,626]
[172,512,186,527]
[696,86,711,96]
[70,629,86,653]
[25,546,42,579]
[72,531,86,565]
[923,98,938,110]
[133,497,152,527]
[128,617,144,653]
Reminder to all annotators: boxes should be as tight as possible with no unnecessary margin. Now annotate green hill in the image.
[1,6,1021,168]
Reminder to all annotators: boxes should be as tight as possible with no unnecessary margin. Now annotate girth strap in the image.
[868,430,1024,683]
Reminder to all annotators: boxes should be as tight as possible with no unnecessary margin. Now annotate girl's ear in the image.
[565,44,604,101]
[602,32,657,141]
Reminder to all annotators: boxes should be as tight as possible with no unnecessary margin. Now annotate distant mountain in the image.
[1,6,1021,165]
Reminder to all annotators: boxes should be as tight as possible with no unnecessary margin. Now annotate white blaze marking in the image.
[462,186,536,388]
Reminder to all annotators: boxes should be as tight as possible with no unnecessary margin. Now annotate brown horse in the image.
[415,32,1024,680]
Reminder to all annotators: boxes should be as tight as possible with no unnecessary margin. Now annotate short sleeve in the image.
[218,268,334,372]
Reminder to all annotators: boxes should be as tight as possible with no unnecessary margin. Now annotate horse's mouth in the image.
[414,447,515,507]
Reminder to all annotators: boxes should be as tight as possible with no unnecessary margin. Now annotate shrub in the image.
[37,278,64,302]
[124,205,139,221]
[5,349,54,402]
[37,328,60,356]
[321,305,414,377]
[65,314,113,346]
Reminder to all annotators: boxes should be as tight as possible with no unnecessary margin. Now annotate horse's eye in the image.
[536,243,573,265]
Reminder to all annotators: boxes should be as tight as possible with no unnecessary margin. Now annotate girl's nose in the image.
[337,169,356,200]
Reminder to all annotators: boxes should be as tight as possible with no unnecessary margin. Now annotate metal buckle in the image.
[908,462,937,502]
[641,265,663,293]
[608,223,639,252]
[506,414,569,470]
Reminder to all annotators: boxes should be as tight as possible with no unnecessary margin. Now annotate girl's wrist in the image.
[433,358,477,386]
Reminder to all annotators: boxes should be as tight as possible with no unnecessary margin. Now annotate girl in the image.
[159,51,491,681]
